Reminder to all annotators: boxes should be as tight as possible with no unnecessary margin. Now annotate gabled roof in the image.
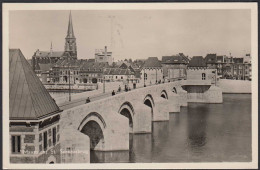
[119,63,128,69]
[162,54,189,64]
[143,57,162,68]
[205,54,217,64]
[9,49,61,120]
[34,50,64,58]
[188,56,207,67]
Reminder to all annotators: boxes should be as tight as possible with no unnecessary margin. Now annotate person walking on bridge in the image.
[112,90,115,96]
[86,97,91,104]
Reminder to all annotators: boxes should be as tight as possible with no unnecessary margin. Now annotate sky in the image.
[9,9,251,60]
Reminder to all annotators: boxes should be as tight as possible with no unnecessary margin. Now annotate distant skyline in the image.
[9,10,251,60]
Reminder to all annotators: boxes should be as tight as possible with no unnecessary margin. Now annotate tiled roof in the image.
[34,50,65,58]
[188,56,207,67]
[162,54,189,64]
[143,57,162,68]
[103,68,135,75]
[9,49,61,120]
[38,63,54,72]
[205,54,217,64]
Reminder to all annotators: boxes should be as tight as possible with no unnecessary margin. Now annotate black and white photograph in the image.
[2,3,258,169]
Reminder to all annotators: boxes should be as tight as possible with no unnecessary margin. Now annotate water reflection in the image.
[187,105,209,154]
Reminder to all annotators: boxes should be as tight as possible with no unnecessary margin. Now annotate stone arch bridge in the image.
[59,80,222,154]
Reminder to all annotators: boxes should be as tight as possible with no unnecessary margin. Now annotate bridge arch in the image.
[118,102,135,133]
[161,90,168,99]
[143,94,154,119]
[172,86,177,94]
[78,112,105,150]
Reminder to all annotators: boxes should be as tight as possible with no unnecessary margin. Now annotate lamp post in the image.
[144,68,146,87]
[156,67,157,84]
[68,65,71,101]
[103,69,105,93]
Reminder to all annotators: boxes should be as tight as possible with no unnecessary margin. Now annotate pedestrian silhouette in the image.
[86,97,91,103]
[112,90,115,96]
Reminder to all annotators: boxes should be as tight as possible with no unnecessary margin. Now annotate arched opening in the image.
[120,108,133,132]
[118,102,135,133]
[144,99,153,108]
[80,120,104,150]
[172,87,177,94]
[49,161,54,164]
[161,94,166,98]
[161,90,168,99]
[144,94,154,120]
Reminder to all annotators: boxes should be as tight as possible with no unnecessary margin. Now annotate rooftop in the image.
[188,56,207,67]
[143,57,162,68]
[9,49,61,120]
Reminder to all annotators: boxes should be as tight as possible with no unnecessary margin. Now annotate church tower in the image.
[64,11,77,59]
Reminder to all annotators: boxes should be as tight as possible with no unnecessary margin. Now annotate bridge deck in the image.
[58,84,154,110]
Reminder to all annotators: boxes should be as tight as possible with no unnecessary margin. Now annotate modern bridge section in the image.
[59,80,222,157]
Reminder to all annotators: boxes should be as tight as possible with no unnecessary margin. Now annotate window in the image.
[11,136,21,154]
[121,76,123,79]
[202,73,206,80]
[53,127,56,145]
[144,73,147,80]
[116,76,117,79]
[44,131,48,151]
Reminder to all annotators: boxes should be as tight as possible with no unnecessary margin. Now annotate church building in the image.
[32,11,77,72]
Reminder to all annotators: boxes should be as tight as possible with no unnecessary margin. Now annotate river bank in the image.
[217,79,251,94]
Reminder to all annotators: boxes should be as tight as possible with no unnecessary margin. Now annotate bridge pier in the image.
[152,97,169,121]
[176,87,188,107]
[132,103,152,133]
[96,113,129,151]
[60,127,90,163]
[167,93,181,113]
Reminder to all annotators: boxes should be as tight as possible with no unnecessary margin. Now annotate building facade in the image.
[103,67,137,83]
[79,62,108,83]
[140,57,164,86]
[9,49,62,164]
[161,53,189,81]
[95,46,113,65]
[187,56,217,85]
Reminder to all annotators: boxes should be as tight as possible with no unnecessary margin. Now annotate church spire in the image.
[66,11,75,38]
[50,41,53,56]
[64,11,77,59]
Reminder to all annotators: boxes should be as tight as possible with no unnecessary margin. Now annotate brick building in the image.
[9,49,62,163]
[161,53,189,81]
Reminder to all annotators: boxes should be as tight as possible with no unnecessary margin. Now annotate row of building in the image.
[30,11,251,87]
[32,50,252,86]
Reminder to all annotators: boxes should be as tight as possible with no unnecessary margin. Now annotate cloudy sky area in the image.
[9,10,251,60]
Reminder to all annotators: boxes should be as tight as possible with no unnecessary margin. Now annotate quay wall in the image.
[217,79,251,94]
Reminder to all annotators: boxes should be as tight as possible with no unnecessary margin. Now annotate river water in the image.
[90,94,252,163]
